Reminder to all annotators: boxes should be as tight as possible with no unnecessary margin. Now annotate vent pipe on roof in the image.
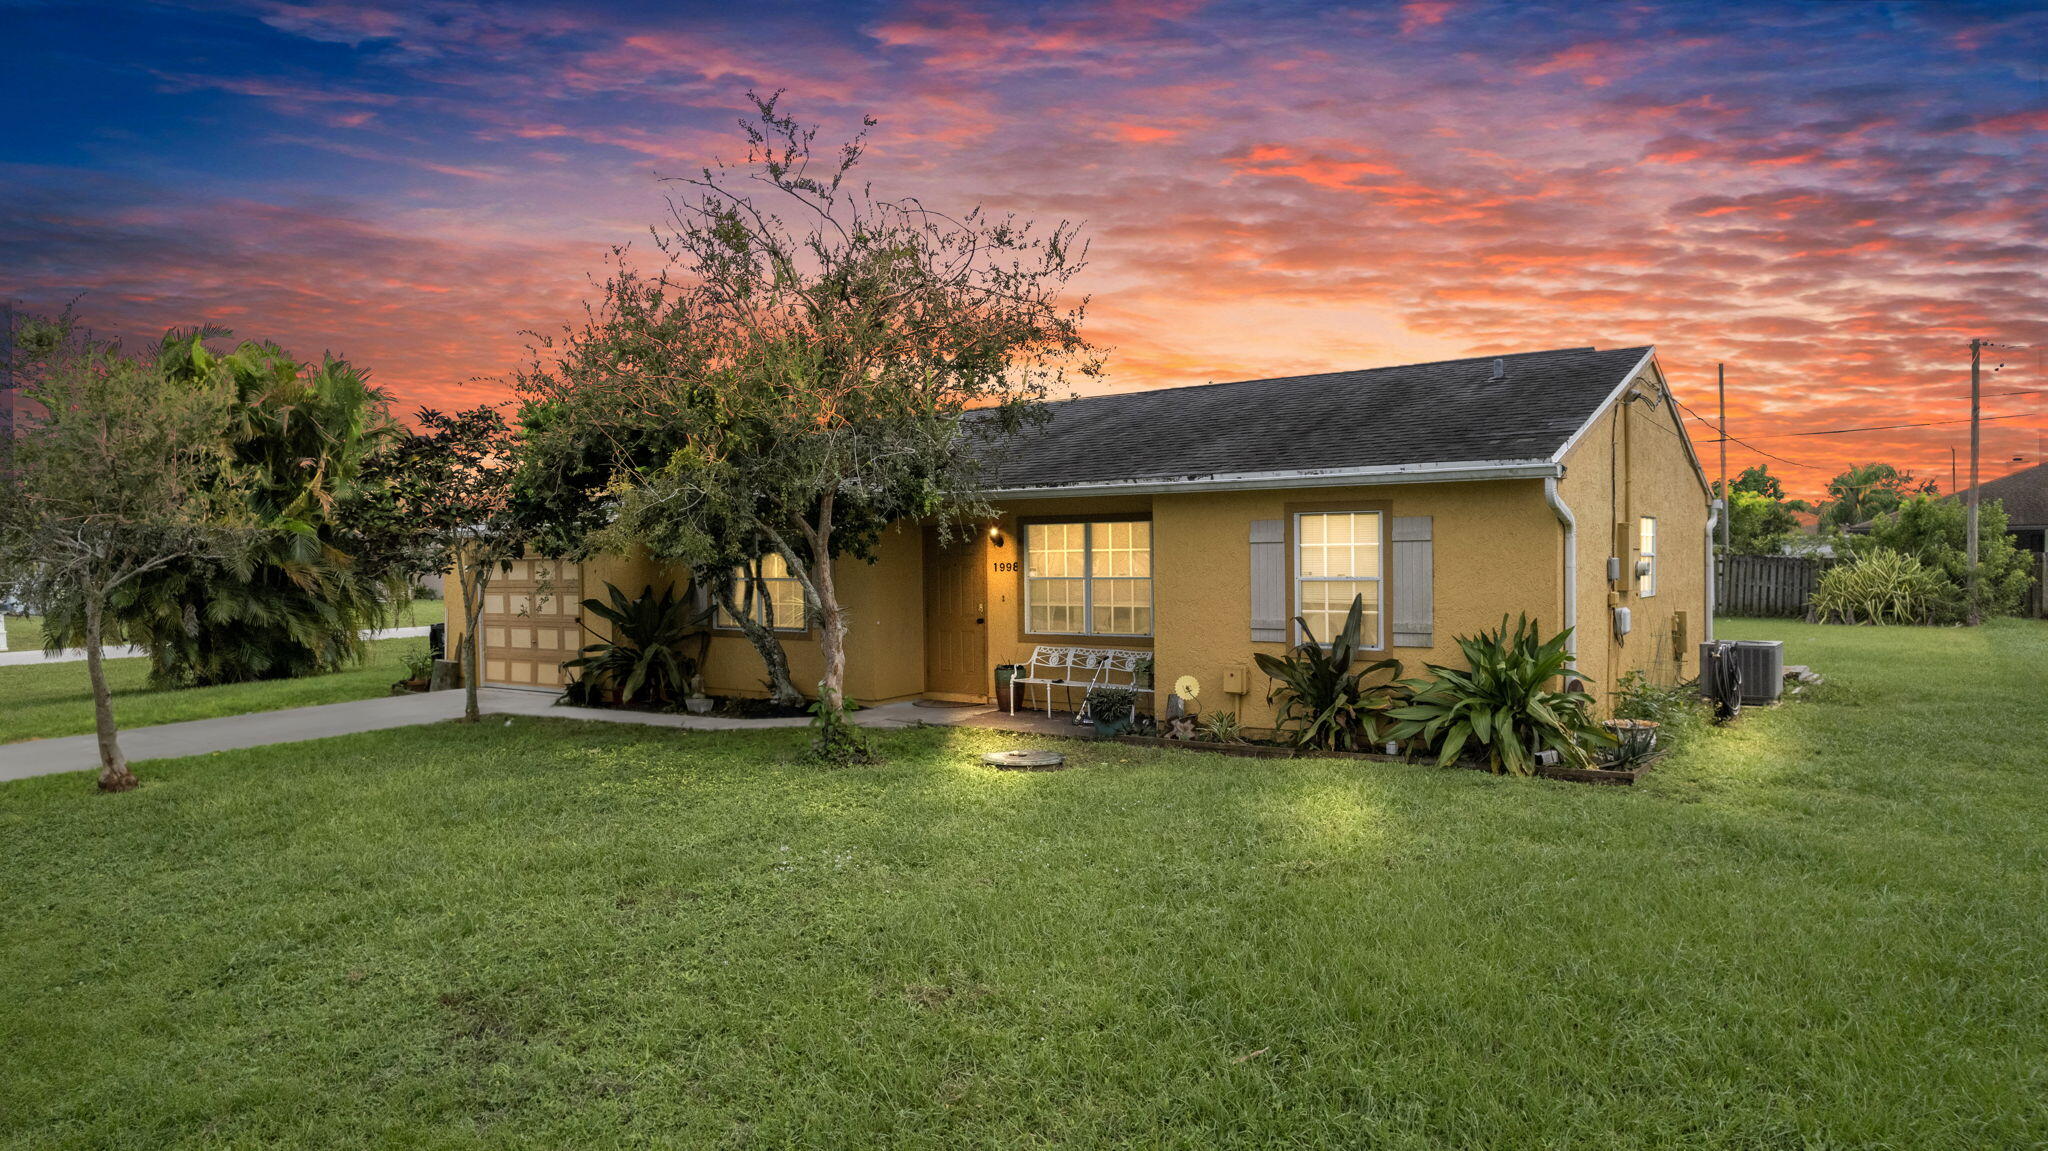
[1490,358,1505,381]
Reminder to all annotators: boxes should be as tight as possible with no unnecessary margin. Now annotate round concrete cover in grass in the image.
[981,749,1066,771]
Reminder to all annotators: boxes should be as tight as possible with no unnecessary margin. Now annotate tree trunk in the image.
[812,549,847,711]
[707,577,804,707]
[83,594,137,792]
[462,564,488,723]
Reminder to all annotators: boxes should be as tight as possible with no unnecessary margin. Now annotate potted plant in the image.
[1600,718,1659,758]
[994,663,1022,700]
[390,646,434,695]
[1085,685,1139,738]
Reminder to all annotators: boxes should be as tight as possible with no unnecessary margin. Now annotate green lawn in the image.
[3,599,442,652]
[0,636,430,745]
[2,620,2043,1148]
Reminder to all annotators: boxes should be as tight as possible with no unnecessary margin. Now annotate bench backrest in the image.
[1021,646,1148,689]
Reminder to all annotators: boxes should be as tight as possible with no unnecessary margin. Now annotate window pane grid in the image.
[714,552,808,632]
[1025,521,1152,637]
[1295,512,1383,648]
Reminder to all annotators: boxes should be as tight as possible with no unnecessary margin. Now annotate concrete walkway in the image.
[0,626,432,668]
[0,688,953,783]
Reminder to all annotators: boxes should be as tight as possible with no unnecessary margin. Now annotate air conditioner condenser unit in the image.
[1731,640,1784,704]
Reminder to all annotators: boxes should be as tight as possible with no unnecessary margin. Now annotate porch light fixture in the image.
[988,524,1007,548]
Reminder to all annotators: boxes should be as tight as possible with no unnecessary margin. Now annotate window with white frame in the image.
[1638,516,1658,597]
[714,552,807,631]
[1294,511,1383,646]
[1024,520,1152,636]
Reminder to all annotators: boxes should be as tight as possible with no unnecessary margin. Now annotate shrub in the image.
[1387,616,1605,776]
[1197,710,1246,744]
[1855,496,2033,622]
[1614,668,1709,746]
[1811,548,1950,625]
[1252,593,1407,752]
[562,582,702,707]
[809,687,875,765]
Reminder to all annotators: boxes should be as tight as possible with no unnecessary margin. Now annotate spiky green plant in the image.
[1811,548,1948,625]
[1386,615,1605,776]
[1252,593,1406,752]
[562,583,703,707]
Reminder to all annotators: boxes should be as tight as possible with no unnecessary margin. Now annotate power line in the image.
[1672,397,1827,470]
[1687,411,2040,440]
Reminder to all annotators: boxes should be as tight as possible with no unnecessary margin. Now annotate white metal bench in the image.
[1008,646,1154,717]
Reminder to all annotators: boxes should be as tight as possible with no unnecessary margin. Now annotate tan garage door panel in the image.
[480,559,583,689]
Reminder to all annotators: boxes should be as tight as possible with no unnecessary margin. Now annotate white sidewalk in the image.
[0,689,934,782]
[0,625,432,668]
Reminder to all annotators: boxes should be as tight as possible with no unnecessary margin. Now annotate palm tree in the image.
[48,329,411,685]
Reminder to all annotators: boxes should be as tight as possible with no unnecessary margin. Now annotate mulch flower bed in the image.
[1113,732,1660,785]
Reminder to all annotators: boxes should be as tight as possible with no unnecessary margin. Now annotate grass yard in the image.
[0,636,431,745]
[2,619,2044,1148]
[1,599,443,653]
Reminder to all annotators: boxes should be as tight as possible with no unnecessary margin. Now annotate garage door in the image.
[481,558,584,689]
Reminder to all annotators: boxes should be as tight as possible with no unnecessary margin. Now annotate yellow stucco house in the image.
[456,345,1714,723]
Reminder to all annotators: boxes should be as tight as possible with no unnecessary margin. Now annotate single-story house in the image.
[1947,461,2047,554]
[454,345,1713,722]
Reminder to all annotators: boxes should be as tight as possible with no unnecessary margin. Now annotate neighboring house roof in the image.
[1849,462,2048,534]
[978,345,1661,496]
[1948,461,2048,528]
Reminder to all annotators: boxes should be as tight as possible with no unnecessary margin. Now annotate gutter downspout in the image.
[1704,499,1719,643]
[1544,476,1577,664]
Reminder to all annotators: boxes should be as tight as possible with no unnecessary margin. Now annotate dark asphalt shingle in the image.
[977,345,1652,491]
[1954,461,2048,527]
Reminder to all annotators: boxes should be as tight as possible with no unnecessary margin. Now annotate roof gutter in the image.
[1544,476,1578,666]
[1704,498,1719,644]
[985,459,1563,501]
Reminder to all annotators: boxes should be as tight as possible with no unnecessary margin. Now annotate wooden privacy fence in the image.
[1716,554,1825,618]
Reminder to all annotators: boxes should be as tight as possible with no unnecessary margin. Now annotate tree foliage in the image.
[1732,464,1785,499]
[517,92,1100,718]
[386,406,526,722]
[0,316,249,789]
[1819,462,1935,529]
[43,329,412,686]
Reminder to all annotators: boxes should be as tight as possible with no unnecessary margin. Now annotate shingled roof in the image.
[1952,461,2048,528]
[977,345,1655,494]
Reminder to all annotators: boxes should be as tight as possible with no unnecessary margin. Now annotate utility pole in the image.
[1967,337,1983,627]
[1717,362,1730,558]
[1950,446,1958,495]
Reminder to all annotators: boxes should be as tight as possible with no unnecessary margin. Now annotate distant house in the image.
[1848,461,2048,554]
[454,346,1714,716]
[1950,462,2048,554]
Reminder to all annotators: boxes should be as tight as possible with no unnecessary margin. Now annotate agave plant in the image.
[1386,615,1606,776]
[563,582,703,707]
[1252,593,1406,752]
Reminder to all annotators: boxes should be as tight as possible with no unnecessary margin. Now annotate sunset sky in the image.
[6,0,2045,498]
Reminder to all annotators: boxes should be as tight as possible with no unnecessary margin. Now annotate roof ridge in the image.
[1050,345,1644,404]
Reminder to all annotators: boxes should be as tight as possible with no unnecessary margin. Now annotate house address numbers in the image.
[992,560,1022,572]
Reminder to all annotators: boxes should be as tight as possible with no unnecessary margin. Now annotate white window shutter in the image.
[1250,519,1286,643]
[1392,516,1433,648]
